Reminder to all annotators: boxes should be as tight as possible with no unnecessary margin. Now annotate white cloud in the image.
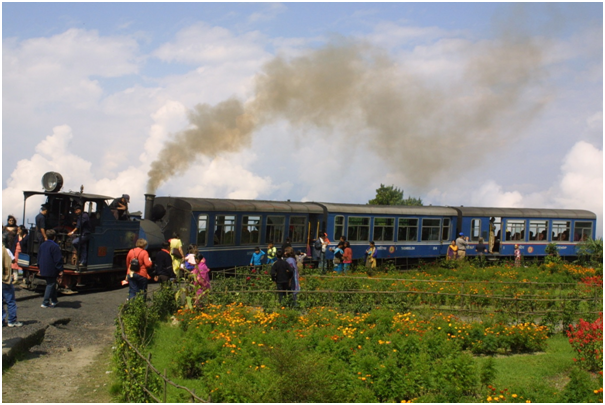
[152,22,269,65]
[248,3,287,24]
[3,28,140,107]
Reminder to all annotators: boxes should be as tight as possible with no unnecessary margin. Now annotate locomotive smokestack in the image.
[144,194,156,220]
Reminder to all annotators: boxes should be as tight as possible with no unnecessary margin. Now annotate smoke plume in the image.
[147,33,546,194]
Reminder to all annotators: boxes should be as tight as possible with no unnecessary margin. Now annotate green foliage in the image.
[545,242,559,256]
[562,367,601,403]
[575,237,604,267]
[112,294,162,402]
[368,184,423,206]
[112,286,179,402]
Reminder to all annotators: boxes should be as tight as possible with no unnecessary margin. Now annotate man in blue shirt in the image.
[38,229,64,308]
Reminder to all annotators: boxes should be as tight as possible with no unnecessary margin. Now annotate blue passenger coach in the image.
[146,196,597,268]
[316,203,458,262]
[455,207,597,258]
[151,197,324,268]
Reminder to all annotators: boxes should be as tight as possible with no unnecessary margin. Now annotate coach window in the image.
[470,219,481,241]
[421,218,441,241]
[289,216,306,243]
[574,222,593,242]
[374,218,395,242]
[442,218,451,241]
[398,218,418,241]
[348,217,370,242]
[505,220,526,241]
[334,216,345,240]
[529,220,548,241]
[241,215,261,245]
[197,215,208,246]
[552,220,571,242]
[266,216,284,244]
[214,215,236,245]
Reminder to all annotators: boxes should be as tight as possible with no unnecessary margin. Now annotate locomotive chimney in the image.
[144,194,156,220]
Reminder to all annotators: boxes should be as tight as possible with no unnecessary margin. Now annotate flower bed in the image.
[160,304,551,402]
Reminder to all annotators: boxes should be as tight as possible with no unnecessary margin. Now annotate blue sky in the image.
[2,2,603,235]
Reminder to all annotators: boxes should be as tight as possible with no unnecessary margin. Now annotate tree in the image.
[368,184,423,206]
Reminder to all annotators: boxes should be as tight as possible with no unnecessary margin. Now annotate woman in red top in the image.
[343,241,353,273]
[125,239,153,299]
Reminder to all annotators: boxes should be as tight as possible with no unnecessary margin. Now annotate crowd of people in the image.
[123,232,211,301]
[261,234,379,305]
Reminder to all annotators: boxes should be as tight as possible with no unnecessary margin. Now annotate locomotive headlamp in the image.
[41,172,64,192]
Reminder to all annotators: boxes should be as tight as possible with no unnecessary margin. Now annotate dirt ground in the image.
[2,284,157,403]
[2,332,114,403]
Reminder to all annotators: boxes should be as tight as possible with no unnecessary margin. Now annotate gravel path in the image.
[2,282,161,402]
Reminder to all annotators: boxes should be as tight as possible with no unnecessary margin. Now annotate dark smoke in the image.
[147,32,546,194]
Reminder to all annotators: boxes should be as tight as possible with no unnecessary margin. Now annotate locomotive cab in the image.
[20,172,139,291]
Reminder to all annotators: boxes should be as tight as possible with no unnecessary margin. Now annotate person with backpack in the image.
[125,238,152,300]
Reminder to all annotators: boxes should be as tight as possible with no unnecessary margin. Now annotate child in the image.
[250,247,265,272]
[266,241,277,265]
[183,244,197,271]
[514,244,521,268]
[295,251,307,273]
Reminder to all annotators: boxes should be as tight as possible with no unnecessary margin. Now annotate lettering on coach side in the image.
[401,247,416,251]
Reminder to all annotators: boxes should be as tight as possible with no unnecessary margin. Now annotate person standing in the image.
[455,233,469,261]
[38,230,64,308]
[281,238,293,256]
[285,251,299,305]
[35,205,49,244]
[68,205,91,266]
[514,244,522,268]
[3,215,18,254]
[250,247,265,272]
[295,250,307,273]
[488,217,496,253]
[333,242,345,274]
[169,233,184,279]
[446,240,458,260]
[343,241,353,273]
[314,232,329,274]
[153,242,175,283]
[270,251,292,303]
[3,245,22,327]
[476,237,488,265]
[125,239,153,300]
[11,226,27,284]
[365,241,377,268]
[266,241,277,265]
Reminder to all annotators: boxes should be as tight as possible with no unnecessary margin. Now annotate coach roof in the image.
[158,197,324,214]
[313,202,457,216]
[455,207,597,219]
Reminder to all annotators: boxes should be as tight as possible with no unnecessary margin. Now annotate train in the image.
[14,172,597,291]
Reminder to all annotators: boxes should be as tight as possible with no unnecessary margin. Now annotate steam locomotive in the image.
[16,172,597,291]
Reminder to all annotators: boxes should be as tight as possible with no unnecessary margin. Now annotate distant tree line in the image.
[368,184,423,206]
